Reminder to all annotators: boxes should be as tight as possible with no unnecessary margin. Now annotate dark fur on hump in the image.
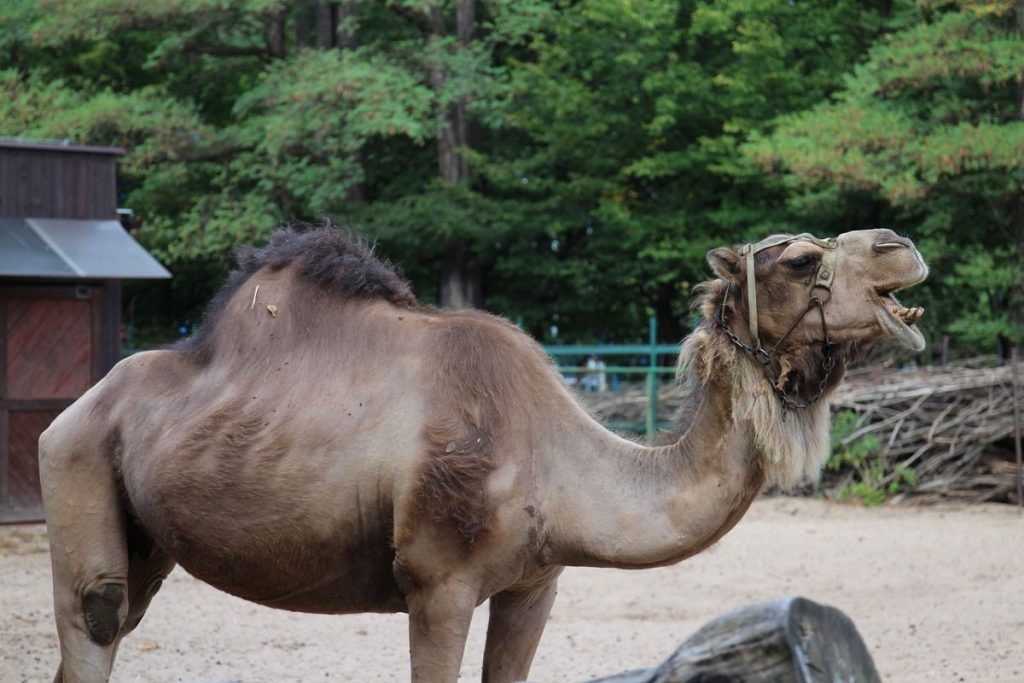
[178,225,418,363]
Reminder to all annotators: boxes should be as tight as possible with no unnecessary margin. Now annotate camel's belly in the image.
[143,499,407,614]
[110,352,420,615]
[178,530,406,614]
[124,435,409,614]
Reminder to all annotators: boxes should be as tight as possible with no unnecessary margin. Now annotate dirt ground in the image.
[2,497,1022,683]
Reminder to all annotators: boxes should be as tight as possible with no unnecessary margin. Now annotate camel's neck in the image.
[538,375,758,569]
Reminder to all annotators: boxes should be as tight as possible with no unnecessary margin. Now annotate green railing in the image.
[544,317,680,442]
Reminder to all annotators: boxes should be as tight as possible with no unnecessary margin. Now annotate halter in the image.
[716,233,839,411]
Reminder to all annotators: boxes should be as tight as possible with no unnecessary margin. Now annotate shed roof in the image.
[0,138,126,155]
[0,218,171,279]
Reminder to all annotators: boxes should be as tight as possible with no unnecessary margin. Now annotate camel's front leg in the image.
[406,577,479,683]
[482,577,560,683]
[40,427,129,683]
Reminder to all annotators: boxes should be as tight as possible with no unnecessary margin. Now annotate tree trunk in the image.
[334,0,365,204]
[437,0,480,308]
[315,1,336,49]
[296,2,314,47]
[337,0,359,50]
[389,1,481,308]
[589,597,881,683]
[1014,0,1024,350]
[265,9,286,58]
[429,1,472,187]
[441,238,483,309]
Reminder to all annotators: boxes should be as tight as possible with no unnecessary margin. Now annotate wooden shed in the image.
[0,139,170,523]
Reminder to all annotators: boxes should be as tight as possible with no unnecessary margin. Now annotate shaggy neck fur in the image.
[676,279,842,489]
[677,326,831,489]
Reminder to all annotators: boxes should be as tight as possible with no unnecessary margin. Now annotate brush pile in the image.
[576,358,1023,503]
[576,384,689,428]
[829,359,1021,503]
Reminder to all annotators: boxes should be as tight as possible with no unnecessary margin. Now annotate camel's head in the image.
[693,229,928,487]
[707,228,929,354]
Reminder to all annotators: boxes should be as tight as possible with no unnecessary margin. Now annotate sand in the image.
[2,497,1022,682]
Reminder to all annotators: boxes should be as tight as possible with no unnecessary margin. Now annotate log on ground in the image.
[586,596,881,683]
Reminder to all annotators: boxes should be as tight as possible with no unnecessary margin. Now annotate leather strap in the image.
[743,245,758,347]
[816,243,837,290]
[740,234,838,349]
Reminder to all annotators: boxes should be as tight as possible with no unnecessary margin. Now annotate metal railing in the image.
[544,317,681,441]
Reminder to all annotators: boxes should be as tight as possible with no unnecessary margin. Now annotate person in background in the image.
[584,354,607,392]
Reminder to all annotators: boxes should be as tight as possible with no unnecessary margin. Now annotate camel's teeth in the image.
[888,304,924,324]
[899,307,924,323]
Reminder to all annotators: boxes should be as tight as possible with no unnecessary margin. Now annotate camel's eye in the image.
[786,254,816,271]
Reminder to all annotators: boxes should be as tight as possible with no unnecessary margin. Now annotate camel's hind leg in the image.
[482,578,560,683]
[40,424,132,683]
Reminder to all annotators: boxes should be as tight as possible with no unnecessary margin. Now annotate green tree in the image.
[471,0,884,341]
[748,0,1024,355]
[11,0,978,352]
[0,0,549,314]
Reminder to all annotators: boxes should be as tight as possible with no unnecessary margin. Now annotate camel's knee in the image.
[81,580,127,647]
[37,422,61,476]
[37,417,83,493]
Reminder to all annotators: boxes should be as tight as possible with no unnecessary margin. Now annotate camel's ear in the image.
[707,247,741,280]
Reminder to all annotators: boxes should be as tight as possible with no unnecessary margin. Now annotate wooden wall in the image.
[0,143,120,220]
[0,282,121,522]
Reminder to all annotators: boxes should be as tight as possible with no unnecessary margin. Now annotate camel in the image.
[39,226,928,682]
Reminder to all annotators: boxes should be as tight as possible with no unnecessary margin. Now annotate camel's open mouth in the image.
[873,288,926,351]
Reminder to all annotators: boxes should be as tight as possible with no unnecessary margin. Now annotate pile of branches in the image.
[577,358,1023,504]
[829,359,1021,503]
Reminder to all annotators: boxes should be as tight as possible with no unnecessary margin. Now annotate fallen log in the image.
[586,596,881,683]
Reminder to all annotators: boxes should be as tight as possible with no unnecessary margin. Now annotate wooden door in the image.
[0,284,106,522]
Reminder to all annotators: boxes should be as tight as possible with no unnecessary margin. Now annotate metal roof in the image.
[0,138,126,155]
[0,218,171,279]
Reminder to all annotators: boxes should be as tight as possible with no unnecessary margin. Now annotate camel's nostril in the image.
[872,238,911,254]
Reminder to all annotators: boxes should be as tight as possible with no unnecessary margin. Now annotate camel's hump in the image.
[178,225,418,363]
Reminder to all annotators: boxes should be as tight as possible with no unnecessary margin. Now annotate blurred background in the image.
[1,0,1020,353]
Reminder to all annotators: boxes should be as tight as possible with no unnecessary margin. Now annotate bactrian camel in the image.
[40,227,928,682]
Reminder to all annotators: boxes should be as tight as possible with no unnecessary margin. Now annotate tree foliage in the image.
[0,0,1019,351]
[748,0,1024,352]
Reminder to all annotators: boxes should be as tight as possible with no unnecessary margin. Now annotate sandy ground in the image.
[2,497,1022,683]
